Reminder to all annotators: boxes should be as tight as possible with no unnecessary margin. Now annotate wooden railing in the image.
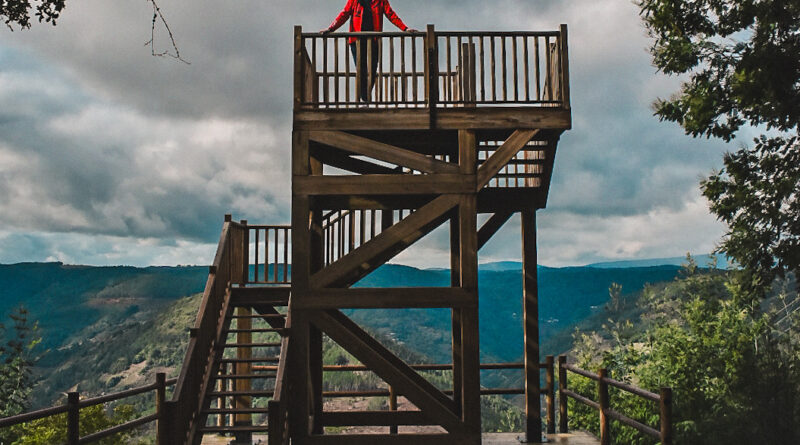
[0,373,176,444]
[322,209,410,266]
[162,214,248,444]
[317,358,557,433]
[558,356,673,445]
[478,139,549,188]
[246,224,291,285]
[295,25,570,109]
[267,310,292,445]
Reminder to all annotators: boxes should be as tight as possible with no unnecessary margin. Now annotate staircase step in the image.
[208,390,274,397]
[228,314,286,319]
[231,285,290,306]
[199,425,270,433]
[218,357,280,363]
[222,342,282,348]
[203,408,271,415]
[224,328,287,334]
[214,373,278,379]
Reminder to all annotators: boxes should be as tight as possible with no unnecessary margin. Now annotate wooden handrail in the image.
[0,374,175,444]
[295,26,570,109]
[558,355,673,445]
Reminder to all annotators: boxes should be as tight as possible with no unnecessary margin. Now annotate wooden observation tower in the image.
[156,24,571,445]
[287,24,571,444]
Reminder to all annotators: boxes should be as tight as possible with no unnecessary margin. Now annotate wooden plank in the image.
[319,410,433,426]
[312,310,464,433]
[449,215,463,416]
[299,434,463,445]
[292,287,476,309]
[458,195,480,435]
[230,286,290,307]
[521,209,541,442]
[309,195,458,288]
[476,129,538,190]
[477,211,514,250]
[293,108,572,131]
[294,174,473,196]
[309,131,459,174]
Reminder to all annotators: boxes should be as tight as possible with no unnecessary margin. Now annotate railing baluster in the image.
[367,38,374,103]
[323,36,329,106]
[284,227,289,282]
[479,36,485,102]
[502,36,508,102]
[345,36,351,106]
[390,37,396,103]
[274,227,279,282]
[411,36,418,103]
[254,229,260,282]
[67,391,79,445]
[512,35,518,101]
[490,36,496,101]
[534,36,541,101]
[264,228,269,282]
[401,36,407,104]
[524,36,530,102]
[598,368,610,445]
[545,36,553,101]
[446,36,452,103]
[334,37,339,106]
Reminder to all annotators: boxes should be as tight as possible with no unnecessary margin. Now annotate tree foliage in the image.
[0,306,41,418]
[637,0,800,295]
[1,0,65,30]
[569,267,800,444]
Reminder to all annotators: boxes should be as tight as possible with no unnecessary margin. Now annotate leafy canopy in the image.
[1,0,65,29]
[638,0,800,294]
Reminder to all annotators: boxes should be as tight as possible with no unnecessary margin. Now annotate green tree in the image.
[1,0,64,29]
[0,306,41,418]
[10,404,139,445]
[636,0,800,296]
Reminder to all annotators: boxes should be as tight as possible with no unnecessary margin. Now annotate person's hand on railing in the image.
[320,28,332,34]
[405,28,418,33]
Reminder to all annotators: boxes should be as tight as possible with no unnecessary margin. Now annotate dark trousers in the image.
[350,38,379,102]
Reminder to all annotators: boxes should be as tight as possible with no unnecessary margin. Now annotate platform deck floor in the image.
[201,431,600,444]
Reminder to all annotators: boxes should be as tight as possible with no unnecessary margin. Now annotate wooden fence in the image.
[0,373,175,444]
[296,25,570,109]
[558,355,673,445]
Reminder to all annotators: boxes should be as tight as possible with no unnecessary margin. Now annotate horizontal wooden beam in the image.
[319,410,434,426]
[294,175,474,196]
[230,286,290,307]
[312,310,463,433]
[298,434,467,445]
[293,287,476,309]
[294,107,571,131]
[309,131,459,174]
[310,195,458,289]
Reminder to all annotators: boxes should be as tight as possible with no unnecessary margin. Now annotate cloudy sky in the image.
[0,0,743,268]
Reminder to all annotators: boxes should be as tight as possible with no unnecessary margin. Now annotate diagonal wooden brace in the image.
[310,130,460,174]
[312,309,466,434]
[310,194,459,289]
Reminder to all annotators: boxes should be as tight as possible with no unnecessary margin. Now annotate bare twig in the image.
[144,0,189,64]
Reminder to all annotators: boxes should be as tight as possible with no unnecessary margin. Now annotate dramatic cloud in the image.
[0,0,733,266]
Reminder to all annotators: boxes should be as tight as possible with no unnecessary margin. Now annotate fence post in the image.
[558,355,567,433]
[660,387,673,445]
[389,385,398,435]
[155,373,167,445]
[241,220,250,284]
[425,24,438,128]
[268,400,280,445]
[545,355,555,434]
[598,369,610,445]
[67,391,80,445]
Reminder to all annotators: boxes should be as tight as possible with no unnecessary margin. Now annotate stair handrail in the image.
[163,215,247,444]
[268,304,292,445]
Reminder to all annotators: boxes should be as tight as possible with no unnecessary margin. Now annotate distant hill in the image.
[585,253,728,269]
[0,261,684,406]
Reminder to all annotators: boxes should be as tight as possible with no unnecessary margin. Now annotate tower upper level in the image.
[293,25,571,132]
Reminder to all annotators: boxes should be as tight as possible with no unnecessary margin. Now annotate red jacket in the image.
[328,0,409,43]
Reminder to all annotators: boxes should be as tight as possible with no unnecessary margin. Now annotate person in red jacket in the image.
[322,0,416,102]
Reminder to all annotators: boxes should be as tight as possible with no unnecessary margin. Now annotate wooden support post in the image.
[522,209,541,442]
[545,356,555,434]
[449,213,463,417]
[661,387,673,445]
[294,26,304,109]
[458,129,480,442]
[310,325,324,434]
[389,385,399,435]
[426,24,438,128]
[67,391,79,445]
[598,368,610,445]
[558,355,568,433]
[155,373,166,445]
[235,306,253,444]
[241,220,250,284]
[158,401,175,445]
